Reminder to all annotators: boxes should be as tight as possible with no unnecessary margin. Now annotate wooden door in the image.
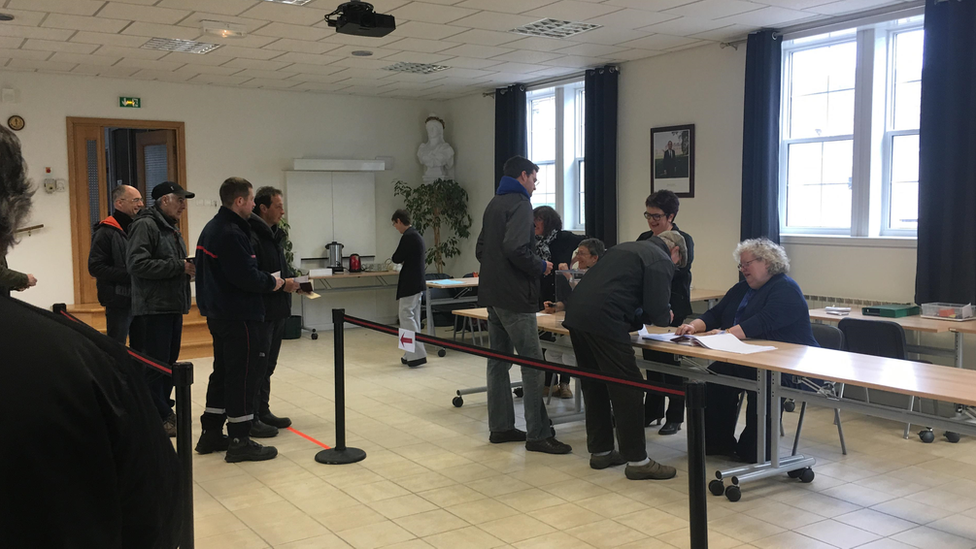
[135,129,177,203]
[68,124,107,305]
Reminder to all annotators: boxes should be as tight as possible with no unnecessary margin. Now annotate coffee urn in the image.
[326,241,344,272]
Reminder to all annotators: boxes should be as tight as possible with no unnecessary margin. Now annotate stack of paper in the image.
[638,327,776,355]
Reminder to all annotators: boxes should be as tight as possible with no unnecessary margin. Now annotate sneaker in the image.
[557,383,573,399]
[407,357,427,368]
[162,412,177,438]
[225,437,278,463]
[625,459,677,480]
[658,422,682,436]
[526,437,572,454]
[249,419,279,438]
[489,428,527,444]
[590,451,628,470]
[195,430,229,454]
[259,411,292,429]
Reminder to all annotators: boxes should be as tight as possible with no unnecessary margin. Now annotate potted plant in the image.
[393,178,472,274]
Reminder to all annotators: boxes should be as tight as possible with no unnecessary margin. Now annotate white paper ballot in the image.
[640,329,777,355]
[271,271,281,278]
[397,328,416,353]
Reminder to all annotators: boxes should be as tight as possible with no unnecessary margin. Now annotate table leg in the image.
[425,287,435,337]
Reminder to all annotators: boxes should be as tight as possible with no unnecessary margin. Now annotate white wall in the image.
[0,70,437,312]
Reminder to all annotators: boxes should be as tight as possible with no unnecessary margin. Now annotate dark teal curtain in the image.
[493,84,526,189]
[584,65,619,246]
[740,30,782,244]
[915,0,976,304]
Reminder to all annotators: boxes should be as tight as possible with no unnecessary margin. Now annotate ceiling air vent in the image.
[382,62,450,75]
[510,18,601,39]
[141,37,221,54]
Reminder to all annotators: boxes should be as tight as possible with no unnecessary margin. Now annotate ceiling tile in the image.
[221,58,294,71]
[326,45,401,59]
[389,2,479,24]
[49,51,122,66]
[331,57,396,70]
[242,77,302,89]
[384,37,457,53]
[639,15,735,36]
[447,11,538,32]
[7,58,78,72]
[265,51,343,65]
[23,39,100,54]
[291,81,353,92]
[0,25,75,41]
[555,42,626,57]
[233,68,298,79]
[206,44,282,60]
[664,0,765,19]
[617,33,702,50]
[98,2,191,25]
[156,0,260,17]
[160,52,237,67]
[490,49,564,64]
[121,22,203,41]
[277,62,346,75]
[239,2,324,25]
[604,0,698,9]
[253,21,332,41]
[436,67,496,79]
[455,0,557,13]
[390,21,468,40]
[338,77,397,87]
[523,1,623,21]
[172,63,242,76]
[71,64,140,78]
[719,6,817,26]
[114,57,187,71]
[7,0,104,17]
[198,34,280,49]
[689,23,756,41]
[130,69,196,82]
[562,26,652,45]
[0,48,53,61]
[437,56,503,69]
[0,9,48,27]
[488,61,549,74]
[71,31,150,48]
[331,67,390,79]
[285,72,348,83]
[366,0,413,11]
[95,45,170,60]
[41,13,129,34]
[540,54,608,68]
[809,0,905,15]
[0,37,23,49]
[443,29,521,47]
[502,36,569,52]
[190,73,253,85]
[383,51,453,64]
[264,38,341,54]
[584,9,678,29]
[438,43,514,59]
[175,12,269,33]
[754,0,838,8]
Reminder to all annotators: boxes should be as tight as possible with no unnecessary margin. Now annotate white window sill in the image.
[781,234,917,249]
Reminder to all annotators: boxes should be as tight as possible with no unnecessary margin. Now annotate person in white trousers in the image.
[392,209,428,367]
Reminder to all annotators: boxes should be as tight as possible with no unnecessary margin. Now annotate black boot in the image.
[195,430,229,454]
[249,419,278,438]
[259,411,292,429]
[225,437,278,463]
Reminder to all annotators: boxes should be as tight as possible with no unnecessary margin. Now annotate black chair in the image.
[790,324,847,455]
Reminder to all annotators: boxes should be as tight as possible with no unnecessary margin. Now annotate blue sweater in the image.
[699,273,818,347]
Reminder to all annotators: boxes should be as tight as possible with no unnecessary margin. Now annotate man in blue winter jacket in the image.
[194,177,284,463]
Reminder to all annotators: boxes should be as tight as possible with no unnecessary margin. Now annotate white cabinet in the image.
[284,171,376,264]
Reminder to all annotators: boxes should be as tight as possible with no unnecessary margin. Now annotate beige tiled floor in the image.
[186,328,976,548]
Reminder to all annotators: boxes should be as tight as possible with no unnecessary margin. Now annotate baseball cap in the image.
[151,181,195,200]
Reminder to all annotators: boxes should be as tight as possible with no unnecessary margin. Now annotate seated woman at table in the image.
[675,237,818,463]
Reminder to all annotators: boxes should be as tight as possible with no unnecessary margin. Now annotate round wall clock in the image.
[7,115,25,131]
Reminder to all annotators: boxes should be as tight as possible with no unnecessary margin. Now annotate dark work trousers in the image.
[704,361,772,463]
[104,306,133,345]
[255,318,286,417]
[201,318,269,439]
[643,349,686,424]
[569,328,648,462]
[132,314,183,420]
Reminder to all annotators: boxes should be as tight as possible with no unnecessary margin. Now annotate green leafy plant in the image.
[393,178,472,274]
[279,216,303,276]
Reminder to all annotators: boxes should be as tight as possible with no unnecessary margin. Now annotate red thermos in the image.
[349,254,362,272]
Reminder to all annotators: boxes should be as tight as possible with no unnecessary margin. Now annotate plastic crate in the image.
[920,302,975,321]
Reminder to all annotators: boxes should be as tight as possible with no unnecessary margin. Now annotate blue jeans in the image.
[486,306,550,442]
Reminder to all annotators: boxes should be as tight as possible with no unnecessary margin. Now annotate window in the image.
[526,81,585,230]
[780,17,923,238]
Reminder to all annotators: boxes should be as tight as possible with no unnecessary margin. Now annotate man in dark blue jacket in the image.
[195,177,284,463]
[88,184,143,344]
[392,208,427,367]
[476,155,570,455]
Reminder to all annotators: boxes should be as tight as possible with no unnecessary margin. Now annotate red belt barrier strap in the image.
[343,314,686,398]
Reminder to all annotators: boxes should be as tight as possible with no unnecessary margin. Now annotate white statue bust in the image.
[417,115,455,183]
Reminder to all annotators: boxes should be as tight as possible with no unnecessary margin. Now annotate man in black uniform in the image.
[248,186,300,432]
[89,184,143,344]
[563,231,687,480]
[392,208,428,367]
[0,125,182,548]
[195,177,284,462]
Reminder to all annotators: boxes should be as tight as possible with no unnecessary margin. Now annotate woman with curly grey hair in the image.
[675,237,818,463]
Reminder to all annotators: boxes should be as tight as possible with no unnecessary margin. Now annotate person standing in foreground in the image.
[89,184,143,344]
[248,186,300,433]
[563,231,687,480]
[0,125,182,549]
[476,155,571,454]
[127,180,195,437]
[392,208,428,367]
[195,177,284,463]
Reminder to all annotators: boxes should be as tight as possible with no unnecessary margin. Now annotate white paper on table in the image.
[397,328,416,353]
[639,326,679,342]
[640,330,776,354]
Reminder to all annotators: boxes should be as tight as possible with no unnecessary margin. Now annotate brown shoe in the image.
[557,383,573,399]
[542,385,551,397]
[162,412,177,438]
[625,459,677,480]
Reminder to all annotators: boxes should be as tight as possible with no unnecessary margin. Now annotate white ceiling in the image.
[0,0,912,100]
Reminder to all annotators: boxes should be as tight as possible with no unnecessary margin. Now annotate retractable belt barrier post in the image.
[314,308,367,465]
[330,309,709,549]
[53,304,196,549]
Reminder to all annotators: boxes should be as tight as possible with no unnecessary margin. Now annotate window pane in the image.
[790,94,828,139]
[889,134,919,230]
[894,30,924,83]
[791,47,829,96]
[891,134,919,183]
[532,162,556,209]
[826,90,855,135]
[578,159,585,225]
[576,89,585,158]
[827,41,857,91]
[893,80,921,130]
[822,140,854,184]
[786,140,852,229]
[789,41,855,139]
[528,96,556,161]
[890,182,918,230]
[788,142,823,186]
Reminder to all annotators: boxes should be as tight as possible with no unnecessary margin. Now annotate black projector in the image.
[325,1,396,38]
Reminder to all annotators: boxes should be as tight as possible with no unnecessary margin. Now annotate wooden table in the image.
[425,278,480,357]
[300,270,399,339]
[690,288,726,308]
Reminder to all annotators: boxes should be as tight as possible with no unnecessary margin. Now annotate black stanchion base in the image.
[315,447,367,464]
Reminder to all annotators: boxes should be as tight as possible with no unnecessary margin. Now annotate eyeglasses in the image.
[127,197,145,203]
[644,212,666,221]
[737,258,762,270]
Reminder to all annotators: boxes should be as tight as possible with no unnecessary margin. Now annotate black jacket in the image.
[247,214,293,321]
[195,207,276,322]
[0,297,182,549]
[126,205,191,316]
[639,224,694,325]
[563,238,675,343]
[392,226,426,299]
[89,212,133,309]
[539,230,585,306]
[476,176,546,313]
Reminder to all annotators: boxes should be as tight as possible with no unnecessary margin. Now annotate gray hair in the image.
[734,237,789,276]
[657,230,687,268]
[0,126,34,258]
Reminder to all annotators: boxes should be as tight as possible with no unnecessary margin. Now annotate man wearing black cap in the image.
[127,180,195,436]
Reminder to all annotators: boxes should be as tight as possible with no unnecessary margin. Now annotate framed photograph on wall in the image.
[651,124,695,198]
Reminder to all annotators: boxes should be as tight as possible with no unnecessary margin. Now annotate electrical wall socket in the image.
[43,178,56,193]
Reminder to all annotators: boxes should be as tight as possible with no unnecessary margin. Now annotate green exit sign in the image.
[119,97,141,108]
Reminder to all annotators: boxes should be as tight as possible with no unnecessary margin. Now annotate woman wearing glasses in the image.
[674,238,818,463]
[639,190,694,435]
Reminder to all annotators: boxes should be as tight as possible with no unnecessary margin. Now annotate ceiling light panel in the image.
[511,19,602,39]
[382,62,451,75]
[141,37,222,54]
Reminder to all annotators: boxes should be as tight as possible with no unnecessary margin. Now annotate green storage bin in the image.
[861,304,920,318]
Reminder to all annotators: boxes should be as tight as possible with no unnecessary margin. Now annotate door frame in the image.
[66,117,188,305]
